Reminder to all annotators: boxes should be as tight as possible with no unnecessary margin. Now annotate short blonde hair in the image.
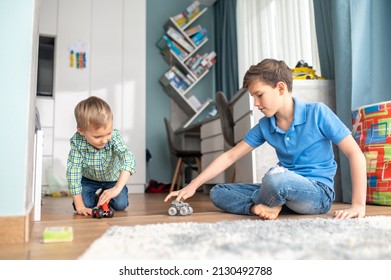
[74,96,113,130]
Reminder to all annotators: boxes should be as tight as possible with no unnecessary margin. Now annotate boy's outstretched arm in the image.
[164,141,254,202]
[334,134,367,219]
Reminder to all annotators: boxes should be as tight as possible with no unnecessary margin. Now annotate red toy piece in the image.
[92,202,114,219]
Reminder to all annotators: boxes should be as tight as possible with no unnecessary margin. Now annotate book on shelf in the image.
[190,28,208,46]
[201,51,216,68]
[186,73,196,83]
[156,36,167,52]
[187,95,202,110]
[160,71,172,87]
[185,53,201,68]
[193,65,206,77]
[171,66,193,87]
[171,0,202,28]
[184,51,216,77]
[186,0,200,15]
[162,35,188,60]
[185,24,202,37]
[161,69,189,94]
[187,9,201,23]
[173,12,187,26]
[166,27,194,53]
[185,0,201,22]
[173,12,185,21]
[190,54,205,71]
[171,40,189,58]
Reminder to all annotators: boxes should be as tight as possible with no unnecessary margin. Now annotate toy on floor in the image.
[92,202,114,219]
[168,200,193,216]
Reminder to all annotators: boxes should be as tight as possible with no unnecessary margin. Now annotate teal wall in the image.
[146,0,216,183]
[0,0,36,216]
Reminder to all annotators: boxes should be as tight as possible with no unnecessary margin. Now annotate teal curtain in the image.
[312,0,335,80]
[313,0,391,202]
[214,0,238,100]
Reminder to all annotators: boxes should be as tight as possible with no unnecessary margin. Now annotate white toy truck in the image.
[168,201,193,216]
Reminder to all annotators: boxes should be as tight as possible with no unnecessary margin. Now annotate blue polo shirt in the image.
[244,97,351,188]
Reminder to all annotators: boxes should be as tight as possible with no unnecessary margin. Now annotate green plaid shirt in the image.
[66,129,136,196]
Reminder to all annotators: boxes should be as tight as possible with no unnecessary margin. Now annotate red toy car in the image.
[92,202,114,219]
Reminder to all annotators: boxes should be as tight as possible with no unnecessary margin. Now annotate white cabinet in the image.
[233,80,338,186]
[231,89,258,183]
[38,0,58,36]
[36,97,54,189]
[38,0,146,193]
[201,117,225,184]
[53,0,91,191]
[200,116,235,185]
[122,0,147,192]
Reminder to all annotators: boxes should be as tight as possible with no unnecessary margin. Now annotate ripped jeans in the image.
[210,166,335,215]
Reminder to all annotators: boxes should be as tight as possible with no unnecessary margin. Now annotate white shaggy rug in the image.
[79,216,391,260]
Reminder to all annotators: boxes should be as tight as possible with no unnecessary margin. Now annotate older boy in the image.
[165,59,366,220]
[67,96,136,216]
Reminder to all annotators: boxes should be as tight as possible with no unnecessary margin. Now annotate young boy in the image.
[67,96,136,216]
[165,59,367,220]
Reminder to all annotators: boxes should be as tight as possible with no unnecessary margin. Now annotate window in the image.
[236,0,320,80]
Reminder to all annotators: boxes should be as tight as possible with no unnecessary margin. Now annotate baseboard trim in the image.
[0,215,26,244]
[127,184,146,194]
[0,204,33,244]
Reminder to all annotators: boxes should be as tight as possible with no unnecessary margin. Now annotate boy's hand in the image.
[97,187,120,206]
[73,194,91,216]
[77,207,92,216]
[164,185,196,202]
[334,205,365,219]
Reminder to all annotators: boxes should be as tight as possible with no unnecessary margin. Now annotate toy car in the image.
[92,202,114,219]
[168,200,193,216]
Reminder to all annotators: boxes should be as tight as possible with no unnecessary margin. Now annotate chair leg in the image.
[231,168,236,183]
[170,157,183,193]
[176,160,185,190]
[195,157,202,174]
[176,167,183,191]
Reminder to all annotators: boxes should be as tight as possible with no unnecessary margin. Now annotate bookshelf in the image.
[157,1,216,116]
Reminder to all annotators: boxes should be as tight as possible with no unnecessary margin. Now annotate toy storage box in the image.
[352,101,391,205]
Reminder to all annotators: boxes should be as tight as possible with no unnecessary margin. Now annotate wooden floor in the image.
[1,192,391,260]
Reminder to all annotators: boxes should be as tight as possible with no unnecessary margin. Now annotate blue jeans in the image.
[73,177,129,211]
[210,166,335,215]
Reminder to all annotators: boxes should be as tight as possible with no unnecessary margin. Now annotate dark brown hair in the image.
[242,59,293,92]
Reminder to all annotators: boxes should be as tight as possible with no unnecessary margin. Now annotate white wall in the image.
[38,0,146,193]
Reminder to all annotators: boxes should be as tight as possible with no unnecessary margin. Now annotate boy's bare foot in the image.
[251,204,282,220]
